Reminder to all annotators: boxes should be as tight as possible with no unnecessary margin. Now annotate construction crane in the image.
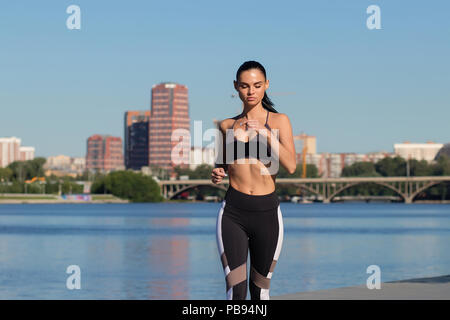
[293,133,308,178]
[291,133,311,202]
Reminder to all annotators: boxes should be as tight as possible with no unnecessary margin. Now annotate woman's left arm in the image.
[269,113,297,174]
[252,113,296,174]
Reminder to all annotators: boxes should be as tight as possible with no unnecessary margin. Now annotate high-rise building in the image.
[394,141,443,162]
[149,82,190,171]
[19,146,35,161]
[0,137,35,167]
[86,134,124,173]
[124,111,150,170]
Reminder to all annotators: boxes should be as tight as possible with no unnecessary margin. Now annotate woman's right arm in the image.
[211,120,228,184]
[217,120,229,172]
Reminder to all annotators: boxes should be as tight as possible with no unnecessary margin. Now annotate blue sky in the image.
[1,0,449,158]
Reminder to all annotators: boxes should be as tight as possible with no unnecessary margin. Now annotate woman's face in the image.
[234,68,269,106]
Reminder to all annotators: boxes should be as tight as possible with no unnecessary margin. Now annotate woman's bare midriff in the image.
[228,160,276,195]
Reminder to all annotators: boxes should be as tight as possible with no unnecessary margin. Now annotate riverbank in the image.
[1,194,450,204]
[273,274,450,300]
[0,199,129,204]
[0,194,129,204]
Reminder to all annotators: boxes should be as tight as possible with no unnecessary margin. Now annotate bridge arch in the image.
[168,184,227,200]
[327,181,403,202]
[277,183,322,198]
[325,180,446,203]
[408,180,447,202]
[158,177,450,203]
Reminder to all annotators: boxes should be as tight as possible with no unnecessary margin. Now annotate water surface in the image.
[0,202,449,299]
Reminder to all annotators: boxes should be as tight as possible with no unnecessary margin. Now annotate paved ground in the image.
[273,275,450,300]
[0,199,128,204]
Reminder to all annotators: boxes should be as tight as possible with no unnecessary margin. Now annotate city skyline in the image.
[1,1,449,158]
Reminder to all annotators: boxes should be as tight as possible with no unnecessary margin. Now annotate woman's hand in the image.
[241,119,270,139]
[211,167,227,184]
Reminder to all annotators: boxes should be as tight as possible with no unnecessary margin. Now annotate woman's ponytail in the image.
[261,92,278,113]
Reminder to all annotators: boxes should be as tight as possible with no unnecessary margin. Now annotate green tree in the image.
[28,158,46,178]
[276,163,318,197]
[92,170,163,202]
[407,159,433,176]
[173,164,215,179]
[342,162,381,177]
[425,155,450,200]
[0,167,13,181]
[7,158,46,181]
[277,163,318,178]
[431,155,450,176]
[91,176,107,194]
[174,165,192,178]
[192,164,214,179]
[375,156,407,177]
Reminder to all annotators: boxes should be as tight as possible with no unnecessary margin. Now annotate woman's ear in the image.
[265,79,269,91]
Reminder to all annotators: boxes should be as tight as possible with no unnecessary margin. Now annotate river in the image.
[0,202,449,299]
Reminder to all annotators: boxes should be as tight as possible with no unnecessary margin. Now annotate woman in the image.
[211,60,296,300]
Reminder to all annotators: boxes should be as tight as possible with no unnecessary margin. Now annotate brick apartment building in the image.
[86,134,124,173]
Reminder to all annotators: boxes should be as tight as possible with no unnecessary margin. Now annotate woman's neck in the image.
[241,103,265,119]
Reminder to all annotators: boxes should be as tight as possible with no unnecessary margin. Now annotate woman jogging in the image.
[211,60,296,300]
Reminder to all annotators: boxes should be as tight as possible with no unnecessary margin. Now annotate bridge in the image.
[158,176,450,203]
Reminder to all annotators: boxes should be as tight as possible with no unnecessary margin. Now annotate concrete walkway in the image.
[273,275,450,300]
[0,199,129,204]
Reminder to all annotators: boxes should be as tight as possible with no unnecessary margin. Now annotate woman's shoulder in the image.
[271,111,289,119]
[270,112,291,126]
[218,117,237,132]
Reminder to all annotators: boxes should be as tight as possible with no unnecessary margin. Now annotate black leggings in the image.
[216,184,284,300]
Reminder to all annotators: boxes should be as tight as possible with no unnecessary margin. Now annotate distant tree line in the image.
[2,155,449,201]
[0,158,83,194]
[91,170,163,202]
[338,155,450,200]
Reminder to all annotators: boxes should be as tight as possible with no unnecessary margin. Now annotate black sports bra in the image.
[226,110,272,161]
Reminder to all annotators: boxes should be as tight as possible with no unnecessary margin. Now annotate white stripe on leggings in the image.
[216,200,233,299]
[261,204,284,300]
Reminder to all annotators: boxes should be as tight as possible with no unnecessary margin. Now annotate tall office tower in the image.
[149,82,190,171]
[124,111,150,170]
[86,134,124,173]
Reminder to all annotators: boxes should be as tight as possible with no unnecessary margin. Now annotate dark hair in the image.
[236,60,278,113]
